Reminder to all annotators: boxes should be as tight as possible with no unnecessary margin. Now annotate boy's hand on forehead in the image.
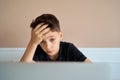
[30,23,50,46]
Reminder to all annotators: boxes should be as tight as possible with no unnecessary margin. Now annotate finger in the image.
[33,23,44,31]
[40,28,50,35]
[36,24,49,34]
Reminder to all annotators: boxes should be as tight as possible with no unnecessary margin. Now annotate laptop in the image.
[0,62,111,80]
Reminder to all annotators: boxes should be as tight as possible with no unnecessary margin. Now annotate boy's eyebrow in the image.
[47,34,57,38]
[48,35,55,38]
[45,35,55,40]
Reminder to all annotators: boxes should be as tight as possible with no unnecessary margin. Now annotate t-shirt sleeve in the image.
[33,52,39,61]
[69,43,87,61]
[33,46,40,61]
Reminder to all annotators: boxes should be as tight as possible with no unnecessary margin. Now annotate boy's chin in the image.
[47,52,55,56]
[47,52,57,56]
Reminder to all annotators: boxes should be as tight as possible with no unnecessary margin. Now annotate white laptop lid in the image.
[0,62,111,80]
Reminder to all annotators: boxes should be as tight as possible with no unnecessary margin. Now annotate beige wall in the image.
[0,0,120,48]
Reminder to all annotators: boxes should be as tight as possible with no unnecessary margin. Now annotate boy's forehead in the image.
[43,31,59,38]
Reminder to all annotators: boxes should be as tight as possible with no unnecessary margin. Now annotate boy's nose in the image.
[46,42,52,50]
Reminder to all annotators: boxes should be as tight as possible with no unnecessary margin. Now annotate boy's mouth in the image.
[47,50,53,53]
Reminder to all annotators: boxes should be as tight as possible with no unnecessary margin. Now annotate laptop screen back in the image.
[0,62,111,80]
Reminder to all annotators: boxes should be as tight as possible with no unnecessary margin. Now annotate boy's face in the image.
[39,30,62,57]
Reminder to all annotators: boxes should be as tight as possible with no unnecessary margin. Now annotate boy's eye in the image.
[50,38,55,42]
[40,41,45,44]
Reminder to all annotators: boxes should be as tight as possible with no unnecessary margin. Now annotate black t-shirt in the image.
[33,42,87,61]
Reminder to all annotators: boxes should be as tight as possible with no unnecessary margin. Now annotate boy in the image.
[20,14,91,63]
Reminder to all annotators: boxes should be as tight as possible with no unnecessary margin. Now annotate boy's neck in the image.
[49,53,59,61]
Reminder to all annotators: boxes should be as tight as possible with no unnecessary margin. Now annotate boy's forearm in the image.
[20,41,38,63]
[84,58,92,63]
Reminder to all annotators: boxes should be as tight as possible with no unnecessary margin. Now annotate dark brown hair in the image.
[30,14,60,32]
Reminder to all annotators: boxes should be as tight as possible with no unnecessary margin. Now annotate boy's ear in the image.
[59,31,63,40]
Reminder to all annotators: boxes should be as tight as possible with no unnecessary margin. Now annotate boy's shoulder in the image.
[60,41,74,48]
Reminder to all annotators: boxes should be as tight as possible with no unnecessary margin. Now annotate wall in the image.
[0,0,120,48]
